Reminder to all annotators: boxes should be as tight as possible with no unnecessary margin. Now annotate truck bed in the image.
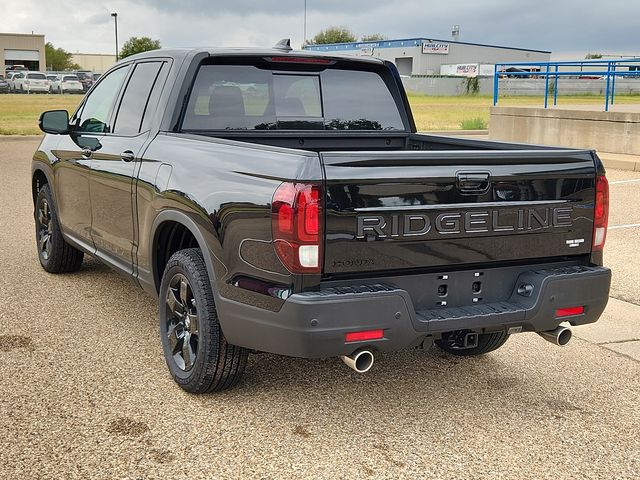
[185,130,598,278]
[197,131,563,153]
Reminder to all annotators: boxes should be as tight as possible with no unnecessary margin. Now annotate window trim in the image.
[111,60,166,137]
[71,63,132,134]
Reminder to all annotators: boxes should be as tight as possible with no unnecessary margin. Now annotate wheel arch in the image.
[150,210,219,296]
[32,167,52,205]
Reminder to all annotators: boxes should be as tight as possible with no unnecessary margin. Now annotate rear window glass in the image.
[63,75,79,81]
[28,73,46,80]
[182,63,404,131]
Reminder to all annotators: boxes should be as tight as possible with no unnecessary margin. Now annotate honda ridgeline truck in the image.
[32,41,611,393]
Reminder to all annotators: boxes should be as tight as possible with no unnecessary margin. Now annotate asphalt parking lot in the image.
[1,137,639,479]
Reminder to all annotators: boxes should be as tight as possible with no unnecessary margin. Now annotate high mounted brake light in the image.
[268,57,334,65]
[271,182,322,274]
[592,175,609,251]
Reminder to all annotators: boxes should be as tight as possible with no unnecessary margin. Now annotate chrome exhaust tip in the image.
[340,349,374,373]
[538,326,573,346]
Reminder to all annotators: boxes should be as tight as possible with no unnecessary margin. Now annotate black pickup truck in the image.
[32,41,611,393]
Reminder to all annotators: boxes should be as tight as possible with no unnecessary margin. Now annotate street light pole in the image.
[111,13,119,61]
[303,0,307,45]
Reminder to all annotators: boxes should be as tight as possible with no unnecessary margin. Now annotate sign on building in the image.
[422,42,449,55]
[440,63,495,77]
[360,46,375,56]
[455,64,478,76]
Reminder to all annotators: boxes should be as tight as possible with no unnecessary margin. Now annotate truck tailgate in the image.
[321,150,596,275]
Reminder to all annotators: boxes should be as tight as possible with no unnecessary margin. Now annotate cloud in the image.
[0,0,637,56]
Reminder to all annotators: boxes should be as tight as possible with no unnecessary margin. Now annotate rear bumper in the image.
[217,265,611,358]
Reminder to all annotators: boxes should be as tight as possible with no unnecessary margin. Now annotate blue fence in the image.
[493,58,640,111]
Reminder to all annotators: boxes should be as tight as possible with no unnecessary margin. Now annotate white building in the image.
[304,37,551,77]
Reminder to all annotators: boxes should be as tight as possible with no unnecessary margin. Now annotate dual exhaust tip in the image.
[340,326,572,374]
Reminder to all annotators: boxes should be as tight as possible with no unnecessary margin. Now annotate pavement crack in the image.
[599,338,640,345]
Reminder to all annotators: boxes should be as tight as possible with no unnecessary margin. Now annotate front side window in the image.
[76,66,130,133]
[182,62,404,131]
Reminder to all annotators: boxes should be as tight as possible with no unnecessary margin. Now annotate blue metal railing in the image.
[493,58,640,111]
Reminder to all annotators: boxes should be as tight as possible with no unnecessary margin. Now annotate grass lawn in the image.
[2,92,640,135]
[0,94,82,135]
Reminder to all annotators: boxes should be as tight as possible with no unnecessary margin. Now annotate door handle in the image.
[121,150,135,162]
[456,172,491,194]
[81,148,92,159]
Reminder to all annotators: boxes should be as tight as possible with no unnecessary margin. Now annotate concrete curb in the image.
[598,152,640,172]
[0,135,42,141]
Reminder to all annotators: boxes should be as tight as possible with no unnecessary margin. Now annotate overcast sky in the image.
[1,0,637,59]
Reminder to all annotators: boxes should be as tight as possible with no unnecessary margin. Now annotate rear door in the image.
[322,150,596,275]
[89,60,168,274]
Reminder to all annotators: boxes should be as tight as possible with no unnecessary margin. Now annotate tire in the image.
[159,248,249,393]
[436,331,510,357]
[34,184,84,273]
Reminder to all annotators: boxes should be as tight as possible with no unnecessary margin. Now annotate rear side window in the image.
[182,62,404,131]
[113,61,164,135]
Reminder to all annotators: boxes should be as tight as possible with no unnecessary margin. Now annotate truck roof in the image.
[120,47,387,65]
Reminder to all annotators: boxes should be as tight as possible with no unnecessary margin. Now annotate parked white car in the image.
[6,71,25,92]
[14,72,49,93]
[50,74,84,94]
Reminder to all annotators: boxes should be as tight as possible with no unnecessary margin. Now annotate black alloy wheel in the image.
[36,197,53,261]
[159,248,249,393]
[164,273,200,372]
[34,184,84,273]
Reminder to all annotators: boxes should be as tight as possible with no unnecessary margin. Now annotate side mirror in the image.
[39,110,70,135]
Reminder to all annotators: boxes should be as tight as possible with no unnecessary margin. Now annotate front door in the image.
[89,60,166,274]
[51,133,101,248]
[53,64,131,248]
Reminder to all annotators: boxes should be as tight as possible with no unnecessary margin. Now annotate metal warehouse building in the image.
[71,53,117,74]
[304,37,551,77]
[1,32,46,71]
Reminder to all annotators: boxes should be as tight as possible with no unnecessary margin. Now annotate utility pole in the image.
[303,0,307,45]
[111,12,119,60]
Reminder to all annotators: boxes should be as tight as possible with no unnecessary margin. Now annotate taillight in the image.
[271,182,322,274]
[592,175,609,251]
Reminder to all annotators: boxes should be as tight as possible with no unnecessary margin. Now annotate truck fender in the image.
[149,209,220,298]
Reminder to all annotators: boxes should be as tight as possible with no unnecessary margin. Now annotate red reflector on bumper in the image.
[556,306,584,317]
[345,329,384,343]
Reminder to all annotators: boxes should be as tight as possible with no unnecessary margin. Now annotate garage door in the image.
[395,57,413,76]
[4,49,40,61]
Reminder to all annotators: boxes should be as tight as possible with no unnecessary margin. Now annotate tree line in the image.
[45,37,162,71]
[44,27,385,71]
